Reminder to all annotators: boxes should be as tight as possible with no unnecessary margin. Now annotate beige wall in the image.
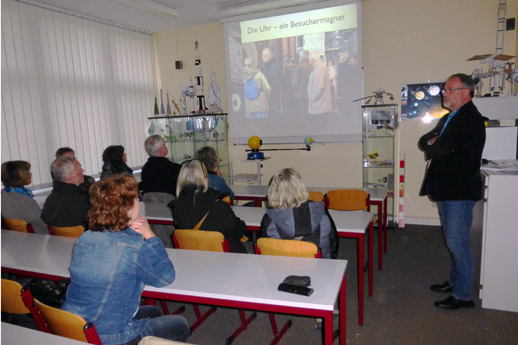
[154,0,518,223]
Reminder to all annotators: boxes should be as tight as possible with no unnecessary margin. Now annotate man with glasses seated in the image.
[418,73,486,310]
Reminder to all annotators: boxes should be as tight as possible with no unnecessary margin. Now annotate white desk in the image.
[1,231,347,345]
[144,202,373,326]
[2,322,87,345]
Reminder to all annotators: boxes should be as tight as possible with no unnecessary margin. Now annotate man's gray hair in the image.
[144,135,165,156]
[309,51,321,62]
[51,157,75,182]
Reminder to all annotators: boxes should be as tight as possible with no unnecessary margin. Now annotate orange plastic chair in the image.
[1,279,49,332]
[254,238,322,258]
[34,298,102,344]
[254,238,322,345]
[49,225,85,238]
[308,191,324,202]
[172,229,256,343]
[326,189,370,211]
[2,217,35,233]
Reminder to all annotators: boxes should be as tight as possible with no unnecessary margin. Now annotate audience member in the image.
[307,51,332,115]
[168,160,247,253]
[141,135,182,247]
[55,147,95,194]
[141,135,181,198]
[62,175,190,345]
[195,146,234,199]
[243,57,271,119]
[100,145,132,180]
[291,50,312,116]
[259,168,338,259]
[41,157,89,228]
[1,160,49,234]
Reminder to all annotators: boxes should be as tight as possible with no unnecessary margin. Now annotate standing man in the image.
[418,73,485,310]
[291,50,312,116]
[307,51,332,115]
[261,47,280,114]
[42,157,90,228]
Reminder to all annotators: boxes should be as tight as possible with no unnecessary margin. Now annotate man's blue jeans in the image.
[123,305,190,345]
[437,200,476,300]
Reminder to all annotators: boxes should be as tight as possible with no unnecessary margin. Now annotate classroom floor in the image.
[169,224,518,345]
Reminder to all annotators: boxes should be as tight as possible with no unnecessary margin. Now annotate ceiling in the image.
[25,0,328,33]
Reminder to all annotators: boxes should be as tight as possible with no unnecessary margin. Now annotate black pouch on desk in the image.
[282,275,311,287]
[278,283,313,296]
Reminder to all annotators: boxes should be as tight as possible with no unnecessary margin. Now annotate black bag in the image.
[25,278,70,308]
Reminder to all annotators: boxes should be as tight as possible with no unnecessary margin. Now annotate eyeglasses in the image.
[441,88,468,94]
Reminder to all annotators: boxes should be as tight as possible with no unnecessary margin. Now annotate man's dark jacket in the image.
[418,100,486,201]
[41,180,90,228]
[141,157,181,196]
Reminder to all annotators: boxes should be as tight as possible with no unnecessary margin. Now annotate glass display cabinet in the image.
[362,104,397,226]
[147,114,229,180]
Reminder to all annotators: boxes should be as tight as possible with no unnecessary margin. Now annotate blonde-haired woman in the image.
[260,168,338,258]
[168,160,247,253]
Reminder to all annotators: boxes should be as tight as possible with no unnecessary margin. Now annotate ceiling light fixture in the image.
[216,0,328,18]
[111,0,177,18]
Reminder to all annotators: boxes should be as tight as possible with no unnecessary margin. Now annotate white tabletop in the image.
[232,185,387,202]
[143,202,373,235]
[2,322,87,345]
[1,231,346,312]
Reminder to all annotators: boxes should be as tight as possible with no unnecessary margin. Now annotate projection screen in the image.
[224,1,362,145]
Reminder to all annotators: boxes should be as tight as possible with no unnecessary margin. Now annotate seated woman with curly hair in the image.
[259,168,338,259]
[100,145,133,180]
[62,175,190,345]
[1,160,49,234]
[195,146,235,199]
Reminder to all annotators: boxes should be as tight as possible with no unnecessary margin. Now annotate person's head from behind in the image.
[1,161,32,188]
[88,175,139,232]
[51,157,84,186]
[338,52,350,64]
[55,147,76,159]
[145,135,168,158]
[103,145,126,164]
[195,146,218,173]
[299,50,309,63]
[176,160,208,197]
[268,168,309,209]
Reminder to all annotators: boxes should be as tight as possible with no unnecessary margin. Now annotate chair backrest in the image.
[1,279,50,332]
[2,217,35,233]
[326,189,370,211]
[49,225,85,238]
[34,298,102,345]
[222,196,233,206]
[254,238,322,258]
[308,191,324,202]
[173,229,230,252]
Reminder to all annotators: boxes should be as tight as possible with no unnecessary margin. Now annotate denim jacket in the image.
[62,228,175,345]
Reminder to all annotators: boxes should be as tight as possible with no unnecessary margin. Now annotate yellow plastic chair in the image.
[34,298,102,344]
[172,229,256,343]
[326,189,370,211]
[254,237,322,345]
[254,238,322,258]
[2,217,35,233]
[1,279,49,332]
[308,191,324,202]
[49,225,85,238]
[172,229,230,252]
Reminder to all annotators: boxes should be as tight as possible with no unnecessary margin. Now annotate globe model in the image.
[248,136,262,150]
[304,137,314,146]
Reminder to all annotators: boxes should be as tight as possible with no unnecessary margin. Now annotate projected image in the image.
[225,3,363,144]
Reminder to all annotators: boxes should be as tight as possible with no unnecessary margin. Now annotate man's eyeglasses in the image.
[441,88,468,94]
